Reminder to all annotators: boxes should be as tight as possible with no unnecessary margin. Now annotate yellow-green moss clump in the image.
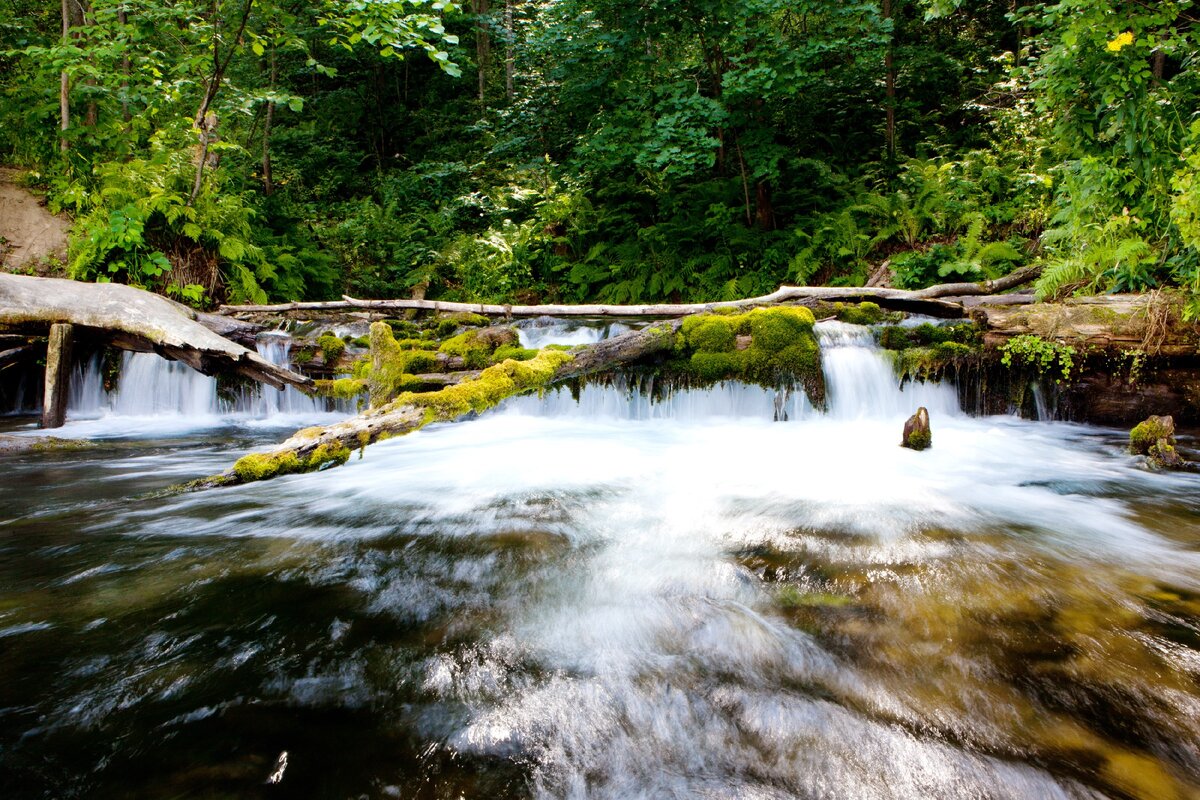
[677,307,819,392]
[317,333,346,364]
[315,378,368,399]
[391,349,574,421]
[439,326,520,368]
[232,442,352,482]
[368,322,442,407]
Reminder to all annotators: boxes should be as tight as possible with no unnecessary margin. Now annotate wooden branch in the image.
[0,274,311,391]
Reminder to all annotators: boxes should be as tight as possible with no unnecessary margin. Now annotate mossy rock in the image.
[317,333,346,364]
[901,407,932,451]
[439,326,520,369]
[683,316,737,353]
[315,378,368,399]
[493,344,538,362]
[1130,415,1175,455]
[834,301,887,326]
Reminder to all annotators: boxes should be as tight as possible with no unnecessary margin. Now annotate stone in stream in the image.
[901,406,931,451]
[1130,414,1188,469]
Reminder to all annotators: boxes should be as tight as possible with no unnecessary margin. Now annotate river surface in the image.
[2,323,1200,799]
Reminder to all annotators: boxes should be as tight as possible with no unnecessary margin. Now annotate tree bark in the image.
[473,0,490,104]
[262,47,276,195]
[0,274,310,391]
[504,0,514,99]
[883,0,896,159]
[60,0,71,153]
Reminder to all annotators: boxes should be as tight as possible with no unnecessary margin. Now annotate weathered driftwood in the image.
[972,294,1200,357]
[218,267,1043,320]
[191,322,682,490]
[0,273,309,391]
[41,323,72,428]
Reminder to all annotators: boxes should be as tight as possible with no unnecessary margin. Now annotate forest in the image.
[2,0,1198,311]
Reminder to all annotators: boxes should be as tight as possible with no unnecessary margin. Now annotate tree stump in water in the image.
[902,407,931,451]
[40,323,72,428]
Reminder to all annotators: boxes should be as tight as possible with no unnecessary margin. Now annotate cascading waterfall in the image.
[517,317,636,349]
[509,320,954,423]
[817,320,960,420]
[57,333,348,431]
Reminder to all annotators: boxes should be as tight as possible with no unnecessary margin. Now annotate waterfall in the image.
[57,333,348,431]
[510,320,958,422]
[817,321,960,420]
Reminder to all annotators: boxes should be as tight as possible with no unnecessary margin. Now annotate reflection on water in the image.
[1,323,1199,798]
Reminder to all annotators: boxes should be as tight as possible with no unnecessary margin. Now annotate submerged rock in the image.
[1130,415,1188,469]
[901,407,931,450]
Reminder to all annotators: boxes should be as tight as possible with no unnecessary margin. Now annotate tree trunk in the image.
[219,265,1045,319]
[41,323,73,429]
[755,181,775,231]
[504,0,514,99]
[0,274,310,391]
[473,0,490,104]
[883,0,896,159]
[59,0,71,153]
[262,48,276,195]
[118,4,130,123]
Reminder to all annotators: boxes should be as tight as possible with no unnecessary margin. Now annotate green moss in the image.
[384,319,419,338]
[684,317,737,353]
[493,344,538,362]
[440,311,489,328]
[317,333,346,364]
[315,378,367,399]
[690,351,745,381]
[746,306,815,351]
[393,349,574,420]
[233,451,303,482]
[905,427,932,450]
[231,442,353,483]
[1130,415,1175,455]
[351,335,370,349]
[439,326,519,369]
[368,322,445,406]
[292,347,316,365]
[835,301,886,325]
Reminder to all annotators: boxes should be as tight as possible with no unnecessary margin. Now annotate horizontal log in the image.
[0,274,311,391]
[218,269,1044,320]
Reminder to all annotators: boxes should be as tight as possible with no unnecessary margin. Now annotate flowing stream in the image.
[2,322,1199,798]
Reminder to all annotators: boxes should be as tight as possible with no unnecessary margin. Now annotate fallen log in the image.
[0,273,310,391]
[972,293,1200,357]
[185,321,684,491]
[218,267,1043,319]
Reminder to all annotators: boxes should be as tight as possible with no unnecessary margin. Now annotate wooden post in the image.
[41,323,73,429]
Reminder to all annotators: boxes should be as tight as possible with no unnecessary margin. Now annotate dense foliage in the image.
[1,0,1197,310]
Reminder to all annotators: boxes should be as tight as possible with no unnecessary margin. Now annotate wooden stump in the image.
[41,322,72,428]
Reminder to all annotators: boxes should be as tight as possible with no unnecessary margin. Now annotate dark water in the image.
[2,377,1200,798]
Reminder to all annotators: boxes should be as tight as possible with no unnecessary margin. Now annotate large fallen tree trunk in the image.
[0,273,309,391]
[218,266,1043,319]
[972,293,1200,357]
[185,321,683,491]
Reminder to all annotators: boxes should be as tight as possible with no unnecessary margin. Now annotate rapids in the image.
[1,321,1199,798]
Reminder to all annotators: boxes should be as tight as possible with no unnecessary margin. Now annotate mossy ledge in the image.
[669,306,825,406]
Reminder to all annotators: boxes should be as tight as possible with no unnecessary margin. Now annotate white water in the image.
[51,334,349,437]
[517,318,636,349]
[10,319,1200,797]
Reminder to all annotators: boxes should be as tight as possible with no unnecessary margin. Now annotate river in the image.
[1,322,1198,798]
